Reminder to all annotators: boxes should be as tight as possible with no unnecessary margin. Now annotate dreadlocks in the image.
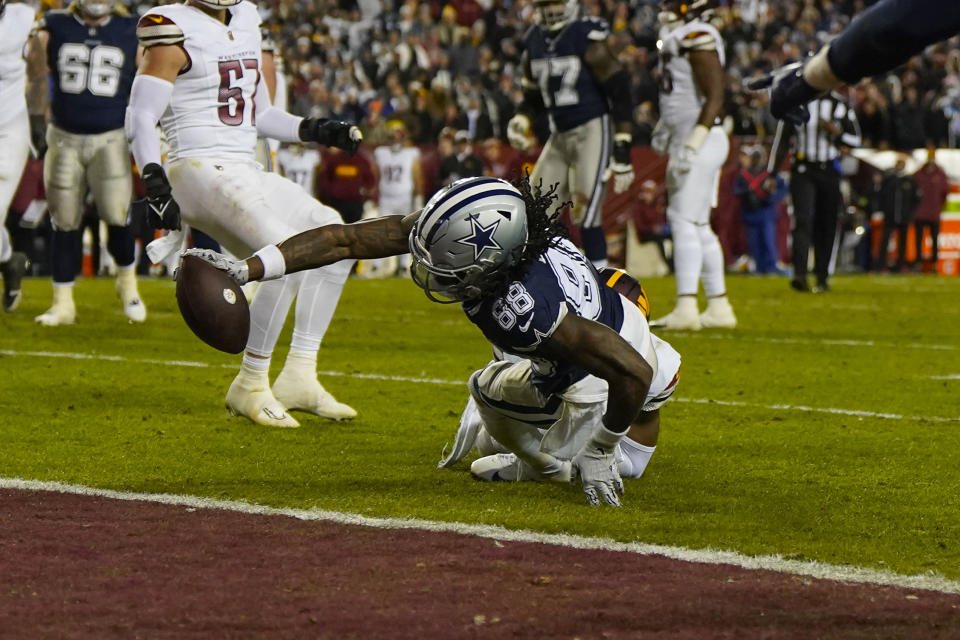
[473,173,571,300]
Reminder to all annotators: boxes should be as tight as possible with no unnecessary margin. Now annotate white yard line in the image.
[2,349,957,422]
[0,477,957,596]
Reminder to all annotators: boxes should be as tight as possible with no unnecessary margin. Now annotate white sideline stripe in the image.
[930,374,960,380]
[1,477,958,596]
[673,397,960,423]
[678,334,959,352]
[2,349,957,422]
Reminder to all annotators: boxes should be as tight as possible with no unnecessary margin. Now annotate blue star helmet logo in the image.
[456,213,503,260]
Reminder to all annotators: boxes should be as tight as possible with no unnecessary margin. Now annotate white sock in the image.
[290,265,349,353]
[617,437,656,478]
[698,224,727,298]
[670,217,702,297]
[245,273,300,356]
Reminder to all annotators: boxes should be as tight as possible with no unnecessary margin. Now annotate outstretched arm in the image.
[233,211,422,281]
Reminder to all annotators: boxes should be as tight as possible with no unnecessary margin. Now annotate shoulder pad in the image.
[581,16,610,41]
[677,22,721,51]
[137,12,184,47]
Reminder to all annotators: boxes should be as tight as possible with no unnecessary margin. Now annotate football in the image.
[599,267,651,320]
[175,255,250,354]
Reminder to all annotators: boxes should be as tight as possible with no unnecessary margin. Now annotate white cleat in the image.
[470,453,574,483]
[649,308,701,331]
[116,274,147,323]
[225,377,300,428]
[35,302,76,326]
[699,298,737,329]
[649,296,701,331]
[272,370,357,421]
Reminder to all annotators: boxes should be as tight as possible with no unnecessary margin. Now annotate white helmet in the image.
[410,177,528,303]
[533,0,578,32]
[79,0,113,18]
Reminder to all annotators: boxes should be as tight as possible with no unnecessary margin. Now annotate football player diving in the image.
[185,175,682,508]
[27,0,147,325]
[647,0,737,331]
[505,0,638,270]
[748,0,960,124]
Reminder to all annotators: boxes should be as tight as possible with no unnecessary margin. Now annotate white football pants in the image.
[168,158,353,358]
[0,110,30,262]
[666,126,729,298]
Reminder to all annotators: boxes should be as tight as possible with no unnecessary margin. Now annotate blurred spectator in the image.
[316,147,377,224]
[878,155,922,272]
[911,146,950,271]
[438,130,484,185]
[733,146,788,275]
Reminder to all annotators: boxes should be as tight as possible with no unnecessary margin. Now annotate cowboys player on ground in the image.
[27,0,147,326]
[0,0,34,312]
[506,0,637,270]
[648,0,736,331]
[185,175,682,507]
[125,0,361,427]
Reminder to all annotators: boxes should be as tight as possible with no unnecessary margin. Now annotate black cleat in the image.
[789,278,810,293]
[812,282,831,294]
[2,252,29,312]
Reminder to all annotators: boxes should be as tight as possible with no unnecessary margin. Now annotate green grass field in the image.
[1,272,958,582]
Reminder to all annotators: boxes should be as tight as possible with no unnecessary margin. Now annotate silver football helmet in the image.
[533,0,578,32]
[79,0,113,18]
[410,177,528,303]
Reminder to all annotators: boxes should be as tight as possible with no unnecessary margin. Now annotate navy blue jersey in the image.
[465,238,624,396]
[41,10,138,134]
[524,18,610,132]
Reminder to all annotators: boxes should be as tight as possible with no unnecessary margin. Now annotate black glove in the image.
[140,163,182,231]
[745,61,822,126]
[299,118,363,155]
[29,114,47,158]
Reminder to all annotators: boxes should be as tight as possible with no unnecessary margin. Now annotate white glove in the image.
[571,426,625,507]
[671,144,695,176]
[507,113,532,151]
[181,248,249,285]
[608,132,634,194]
[672,124,710,176]
[651,120,670,156]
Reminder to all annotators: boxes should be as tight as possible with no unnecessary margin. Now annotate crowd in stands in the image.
[12,0,958,278]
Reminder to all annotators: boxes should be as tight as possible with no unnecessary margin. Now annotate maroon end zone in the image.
[0,489,957,639]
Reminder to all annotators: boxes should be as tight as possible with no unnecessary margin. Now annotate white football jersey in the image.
[276,146,320,194]
[374,145,419,206]
[0,4,34,127]
[137,1,263,163]
[657,19,725,144]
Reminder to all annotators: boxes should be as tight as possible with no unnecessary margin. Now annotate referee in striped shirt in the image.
[772,91,862,292]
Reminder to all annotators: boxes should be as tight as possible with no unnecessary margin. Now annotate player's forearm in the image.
[25,40,49,115]
[246,215,415,280]
[603,373,650,434]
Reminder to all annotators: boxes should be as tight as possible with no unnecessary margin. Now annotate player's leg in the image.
[467,360,573,483]
[812,173,841,288]
[168,159,299,427]
[225,274,301,428]
[0,111,31,312]
[530,135,569,215]
[789,168,816,290]
[36,126,84,326]
[690,130,735,328]
[258,171,357,420]
[570,116,612,269]
[615,301,680,478]
[88,129,145,322]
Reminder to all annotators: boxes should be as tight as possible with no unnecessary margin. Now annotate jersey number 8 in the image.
[58,43,125,97]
